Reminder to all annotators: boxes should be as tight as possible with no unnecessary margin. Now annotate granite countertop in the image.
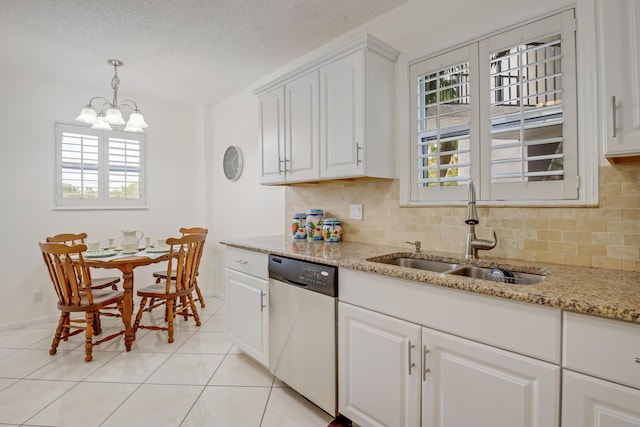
[221,235,640,324]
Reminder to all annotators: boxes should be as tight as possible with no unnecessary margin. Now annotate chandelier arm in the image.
[86,96,113,109]
[119,99,141,112]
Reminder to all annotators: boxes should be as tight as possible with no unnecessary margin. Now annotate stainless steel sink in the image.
[447,265,546,285]
[373,257,460,273]
[369,255,546,284]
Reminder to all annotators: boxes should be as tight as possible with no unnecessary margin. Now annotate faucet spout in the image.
[463,180,497,259]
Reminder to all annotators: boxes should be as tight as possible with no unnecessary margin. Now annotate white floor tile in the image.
[0,349,62,378]
[0,328,53,349]
[26,382,139,427]
[209,354,273,387]
[85,352,171,383]
[261,387,333,427]
[0,348,18,360]
[145,353,224,385]
[128,328,191,352]
[101,383,203,427]
[199,314,226,331]
[0,378,17,392]
[176,330,233,354]
[26,350,117,381]
[0,379,76,425]
[181,386,270,427]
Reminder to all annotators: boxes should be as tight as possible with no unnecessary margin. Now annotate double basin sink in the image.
[369,255,546,285]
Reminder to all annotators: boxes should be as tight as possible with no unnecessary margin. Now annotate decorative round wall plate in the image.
[223,145,244,181]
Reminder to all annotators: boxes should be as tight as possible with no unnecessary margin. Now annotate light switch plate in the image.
[349,204,363,220]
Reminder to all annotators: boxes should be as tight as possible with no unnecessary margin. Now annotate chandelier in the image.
[76,59,148,133]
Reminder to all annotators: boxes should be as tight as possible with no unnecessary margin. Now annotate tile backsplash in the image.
[286,164,640,272]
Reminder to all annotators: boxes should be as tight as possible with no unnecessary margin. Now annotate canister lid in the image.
[292,212,307,218]
[323,218,341,224]
[308,208,324,215]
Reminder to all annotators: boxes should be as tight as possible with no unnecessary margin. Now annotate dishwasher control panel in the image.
[268,255,338,297]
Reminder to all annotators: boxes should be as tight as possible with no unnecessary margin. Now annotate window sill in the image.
[52,206,149,211]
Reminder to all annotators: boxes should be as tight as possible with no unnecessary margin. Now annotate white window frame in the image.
[399,2,599,207]
[54,122,147,209]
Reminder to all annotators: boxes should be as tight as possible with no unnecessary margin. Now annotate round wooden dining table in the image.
[84,251,174,351]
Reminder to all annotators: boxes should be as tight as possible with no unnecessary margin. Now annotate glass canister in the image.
[306,208,324,241]
[291,213,308,239]
[322,218,342,242]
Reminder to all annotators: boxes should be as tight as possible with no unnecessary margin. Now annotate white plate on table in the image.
[146,246,170,253]
[84,250,117,258]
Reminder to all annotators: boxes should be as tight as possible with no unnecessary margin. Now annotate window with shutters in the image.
[408,10,578,204]
[55,122,146,208]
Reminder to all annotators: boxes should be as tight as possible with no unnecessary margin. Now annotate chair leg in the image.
[188,294,202,327]
[194,281,206,308]
[166,298,175,344]
[50,313,67,355]
[84,311,94,362]
[133,297,148,333]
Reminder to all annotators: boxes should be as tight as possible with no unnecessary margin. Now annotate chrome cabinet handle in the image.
[356,142,363,165]
[612,96,617,138]
[423,346,430,381]
[260,291,266,312]
[408,340,416,375]
[635,357,640,364]
[278,157,284,175]
[284,158,290,173]
[234,259,248,264]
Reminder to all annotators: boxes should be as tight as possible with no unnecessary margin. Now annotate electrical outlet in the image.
[32,290,43,304]
[349,204,363,220]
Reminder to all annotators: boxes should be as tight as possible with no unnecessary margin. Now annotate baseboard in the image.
[0,315,59,332]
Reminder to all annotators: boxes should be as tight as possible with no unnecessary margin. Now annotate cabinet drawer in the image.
[224,247,268,279]
[563,311,640,389]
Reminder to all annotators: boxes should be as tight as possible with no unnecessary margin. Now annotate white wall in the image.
[0,72,201,329]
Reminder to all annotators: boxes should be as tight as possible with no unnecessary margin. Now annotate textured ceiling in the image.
[0,0,406,107]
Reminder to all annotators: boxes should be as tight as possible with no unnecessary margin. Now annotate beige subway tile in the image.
[590,208,622,220]
[623,208,640,221]
[524,218,550,229]
[549,241,577,254]
[592,256,623,270]
[534,252,560,264]
[576,220,607,232]
[562,231,592,244]
[607,220,640,234]
[624,233,640,246]
[562,254,592,267]
[622,258,640,272]
[605,195,640,209]
[562,208,591,219]
[591,232,624,245]
[524,240,550,251]
[608,245,640,260]
[538,230,562,242]
[549,219,578,231]
[577,244,607,257]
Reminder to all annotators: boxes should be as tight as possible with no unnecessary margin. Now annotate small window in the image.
[408,10,577,204]
[55,123,146,208]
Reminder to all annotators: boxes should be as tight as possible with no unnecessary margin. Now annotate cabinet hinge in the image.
[576,175,580,190]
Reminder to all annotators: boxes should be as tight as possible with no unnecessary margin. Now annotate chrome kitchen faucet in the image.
[465,180,497,259]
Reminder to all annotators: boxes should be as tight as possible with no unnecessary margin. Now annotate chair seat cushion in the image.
[84,289,124,304]
[91,276,121,288]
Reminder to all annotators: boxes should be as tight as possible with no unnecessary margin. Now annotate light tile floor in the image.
[0,297,334,427]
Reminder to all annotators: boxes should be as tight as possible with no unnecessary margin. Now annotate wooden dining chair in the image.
[133,233,205,343]
[46,233,121,290]
[39,242,125,362]
[151,227,208,307]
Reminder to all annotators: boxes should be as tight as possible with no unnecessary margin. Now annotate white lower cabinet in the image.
[225,247,269,367]
[338,301,559,427]
[422,328,559,427]
[562,312,640,427]
[339,302,421,427]
[562,371,640,427]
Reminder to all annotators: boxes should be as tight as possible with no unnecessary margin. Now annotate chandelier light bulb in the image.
[104,108,125,125]
[127,112,148,129]
[91,115,113,130]
[76,107,97,124]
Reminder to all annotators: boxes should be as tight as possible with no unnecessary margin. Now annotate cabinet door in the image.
[226,268,269,366]
[259,86,285,184]
[422,328,560,427]
[285,71,320,182]
[600,0,640,160]
[562,370,640,427]
[320,50,365,178]
[338,302,421,427]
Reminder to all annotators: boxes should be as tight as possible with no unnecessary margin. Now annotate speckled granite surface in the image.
[221,235,640,324]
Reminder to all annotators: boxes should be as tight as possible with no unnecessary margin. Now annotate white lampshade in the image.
[124,123,144,133]
[92,116,113,130]
[126,112,148,129]
[104,108,126,125]
[76,107,97,124]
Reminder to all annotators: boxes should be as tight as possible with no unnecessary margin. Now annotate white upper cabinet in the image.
[599,0,640,162]
[255,34,399,184]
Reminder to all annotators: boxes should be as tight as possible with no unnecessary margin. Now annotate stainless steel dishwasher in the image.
[268,254,338,416]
